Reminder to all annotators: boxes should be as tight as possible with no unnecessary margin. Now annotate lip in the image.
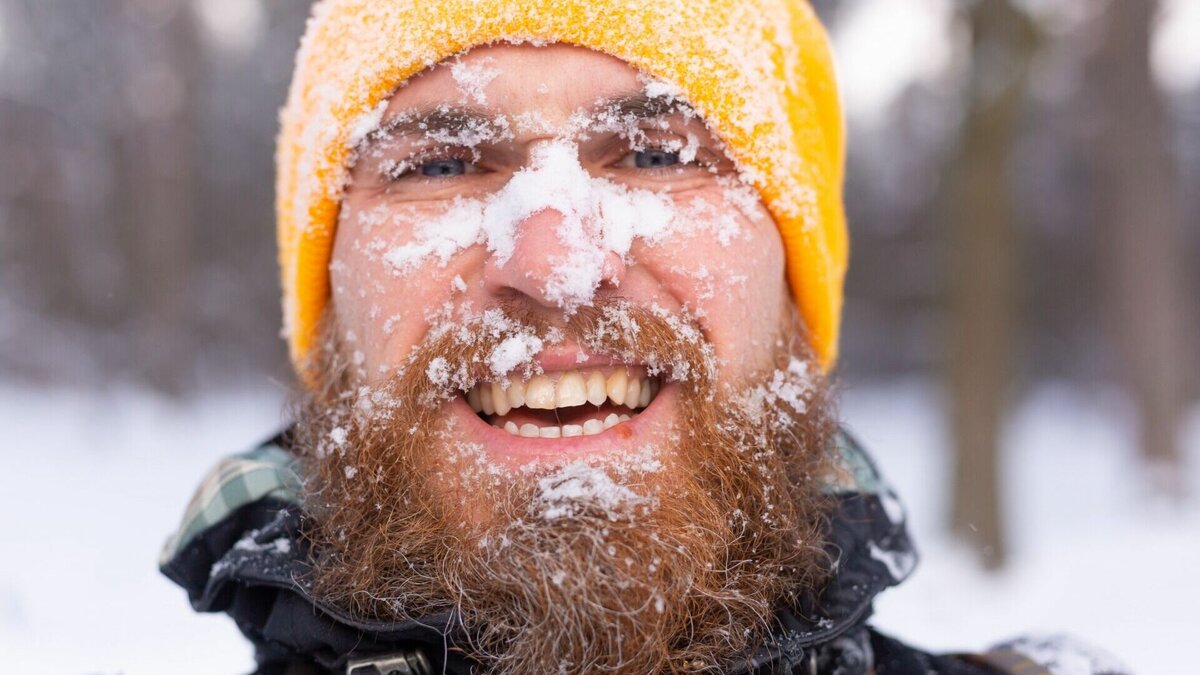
[450,378,676,467]
[530,346,622,372]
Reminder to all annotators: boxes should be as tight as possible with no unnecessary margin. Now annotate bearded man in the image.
[161,1,1126,674]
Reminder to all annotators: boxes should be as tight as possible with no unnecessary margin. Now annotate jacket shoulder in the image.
[159,433,301,568]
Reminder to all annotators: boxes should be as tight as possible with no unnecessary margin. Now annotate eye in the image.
[420,157,468,177]
[380,152,483,183]
[633,148,680,169]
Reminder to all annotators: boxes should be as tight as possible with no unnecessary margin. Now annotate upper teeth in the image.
[466,369,660,416]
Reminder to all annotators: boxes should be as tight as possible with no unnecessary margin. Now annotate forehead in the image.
[384,43,652,128]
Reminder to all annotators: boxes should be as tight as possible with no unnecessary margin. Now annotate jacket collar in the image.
[161,430,915,674]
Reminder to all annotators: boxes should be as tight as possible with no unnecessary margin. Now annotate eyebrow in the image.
[357,93,697,153]
[365,105,497,143]
[590,93,695,120]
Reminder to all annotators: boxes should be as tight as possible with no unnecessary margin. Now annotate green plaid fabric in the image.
[823,431,886,496]
[159,443,301,567]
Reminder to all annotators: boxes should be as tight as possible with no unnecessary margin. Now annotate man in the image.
[161,1,1125,673]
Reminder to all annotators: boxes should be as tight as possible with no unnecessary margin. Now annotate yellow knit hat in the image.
[278,0,847,376]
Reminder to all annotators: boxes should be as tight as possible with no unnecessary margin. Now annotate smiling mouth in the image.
[465,368,662,438]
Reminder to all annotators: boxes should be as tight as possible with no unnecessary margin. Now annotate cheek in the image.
[634,199,786,377]
[330,202,480,378]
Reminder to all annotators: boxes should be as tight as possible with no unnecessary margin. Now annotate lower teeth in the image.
[499,413,631,438]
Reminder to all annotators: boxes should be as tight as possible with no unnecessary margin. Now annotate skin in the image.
[330,43,790,466]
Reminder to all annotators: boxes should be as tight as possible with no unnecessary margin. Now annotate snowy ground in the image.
[846,381,1199,675]
[0,379,1195,674]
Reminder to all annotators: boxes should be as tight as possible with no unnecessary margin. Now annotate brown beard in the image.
[293,301,839,674]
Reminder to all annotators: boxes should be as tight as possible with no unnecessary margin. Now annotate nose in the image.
[482,207,627,310]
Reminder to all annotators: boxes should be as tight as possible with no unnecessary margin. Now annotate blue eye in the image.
[420,158,467,177]
[634,149,680,169]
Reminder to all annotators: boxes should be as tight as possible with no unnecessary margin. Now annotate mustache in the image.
[313,298,718,406]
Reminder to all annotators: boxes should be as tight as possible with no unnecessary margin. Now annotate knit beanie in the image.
[277,0,848,376]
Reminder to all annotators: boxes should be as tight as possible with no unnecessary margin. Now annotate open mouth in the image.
[465,368,662,438]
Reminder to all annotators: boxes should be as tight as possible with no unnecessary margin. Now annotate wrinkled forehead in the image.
[374,42,705,139]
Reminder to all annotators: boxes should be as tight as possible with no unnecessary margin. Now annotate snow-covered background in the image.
[1,380,1195,674]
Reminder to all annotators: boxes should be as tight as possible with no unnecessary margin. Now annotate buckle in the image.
[345,649,433,675]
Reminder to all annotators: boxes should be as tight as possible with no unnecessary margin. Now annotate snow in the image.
[844,379,1200,675]
[488,333,545,379]
[382,138,680,311]
[374,84,760,314]
[425,356,452,386]
[999,634,1131,675]
[449,58,500,105]
[0,383,284,675]
[382,197,489,274]
[534,460,648,521]
[1,378,1195,673]
[868,539,918,581]
[329,425,348,447]
[735,356,817,427]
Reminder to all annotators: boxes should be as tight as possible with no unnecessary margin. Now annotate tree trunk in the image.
[119,0,198,395]
[946,0,1038,570]
[1083,0,1189,494]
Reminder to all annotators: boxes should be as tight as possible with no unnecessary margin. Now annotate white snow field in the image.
[0,379,1195,674]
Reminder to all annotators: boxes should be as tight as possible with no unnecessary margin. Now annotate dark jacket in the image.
[159,431,1105,675]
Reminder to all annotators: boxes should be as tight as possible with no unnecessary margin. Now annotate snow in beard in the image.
[419,306,549,398]
[433,414,666,525]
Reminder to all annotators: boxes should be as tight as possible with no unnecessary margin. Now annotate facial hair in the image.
[293,301,839,674]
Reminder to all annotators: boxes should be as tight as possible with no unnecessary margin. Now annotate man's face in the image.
[330,43,789,468]
[305,43,834,674]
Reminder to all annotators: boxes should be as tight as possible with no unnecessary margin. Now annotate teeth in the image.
[625,376,641,410]
[491,414,634,438]
[607,370,627,406]
[507,379,526,408]
[479,385,495,416]
[469,368,661,440]
[586,372,607,406]
[525,375,555,410]
[556,372,587,407]
[492,382,511,416]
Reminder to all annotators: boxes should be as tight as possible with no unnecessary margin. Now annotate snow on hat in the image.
[277,0,848,378]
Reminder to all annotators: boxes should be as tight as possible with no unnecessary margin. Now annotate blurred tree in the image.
[945,0,1039,570]
[119,0,199,395]
[0,0,307,392]
[1081,0,1191,494]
